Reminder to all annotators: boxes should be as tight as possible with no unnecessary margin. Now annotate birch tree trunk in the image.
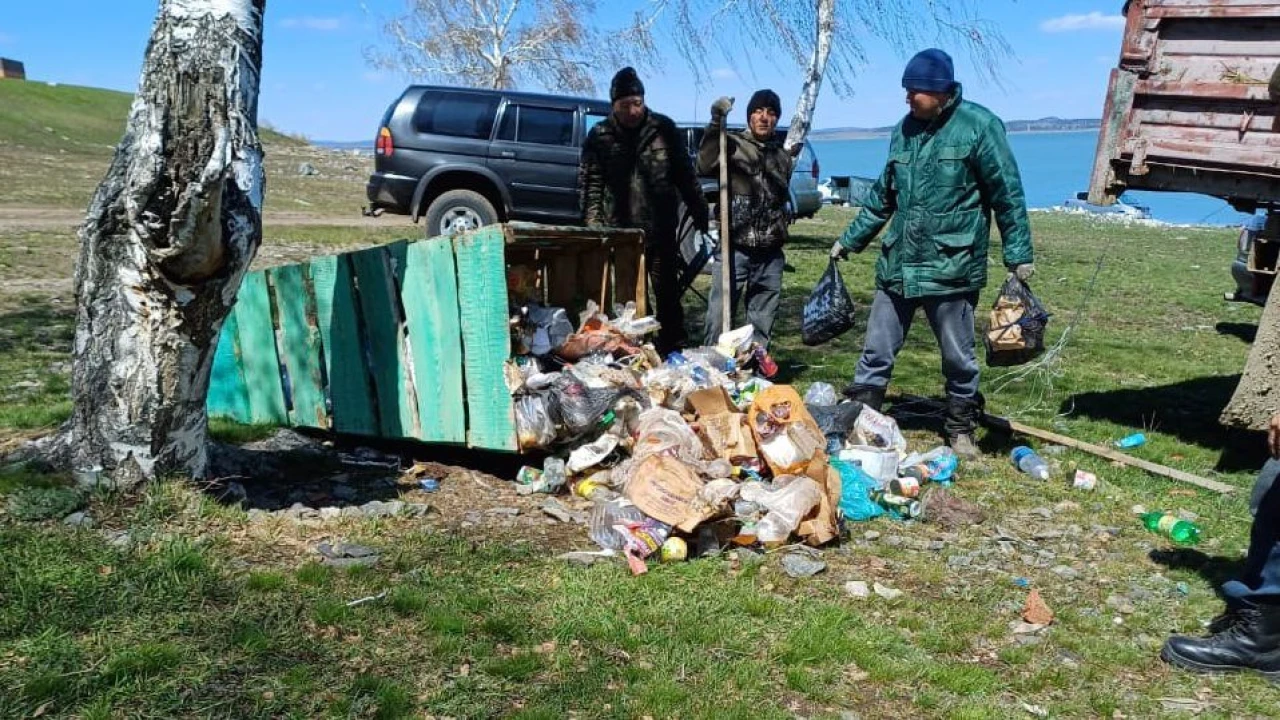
[65,0,266,488]
[783,0,834,150]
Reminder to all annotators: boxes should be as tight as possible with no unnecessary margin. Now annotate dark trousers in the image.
[853,289,981,399]
[703,246,785,347]
[647,241,685,356]
[1223,458,1280,605]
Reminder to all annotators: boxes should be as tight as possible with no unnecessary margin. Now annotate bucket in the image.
[838,445,899,485]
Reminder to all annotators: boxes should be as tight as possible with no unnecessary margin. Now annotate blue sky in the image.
[0,1,1128,141]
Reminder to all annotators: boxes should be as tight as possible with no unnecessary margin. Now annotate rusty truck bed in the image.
[1088,0,1280,212]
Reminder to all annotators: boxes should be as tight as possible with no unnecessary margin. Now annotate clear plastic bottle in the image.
[542,456,568,492]
[1010,446,1051,480]
[1141,511,1202,545]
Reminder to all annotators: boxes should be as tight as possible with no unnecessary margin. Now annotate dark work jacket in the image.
[697,119,793,251]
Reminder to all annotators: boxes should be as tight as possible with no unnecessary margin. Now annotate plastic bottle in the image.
[587,500,644,551]
[542,457,568,491]
[1010,446,1051,480]
[1141,511,1202,545]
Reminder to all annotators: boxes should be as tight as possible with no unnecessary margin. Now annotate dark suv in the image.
[367,86,611,235]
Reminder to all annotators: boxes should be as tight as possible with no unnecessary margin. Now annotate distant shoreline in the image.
[809,127,1100,141]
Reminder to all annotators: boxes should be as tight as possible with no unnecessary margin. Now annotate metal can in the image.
[889,476,921,498]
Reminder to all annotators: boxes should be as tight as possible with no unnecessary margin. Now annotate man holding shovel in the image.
[697,91,797,355]
[830,49,1035,458]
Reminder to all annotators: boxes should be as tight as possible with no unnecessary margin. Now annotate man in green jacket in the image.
[580,67,709,355]
[831,48,1035,457]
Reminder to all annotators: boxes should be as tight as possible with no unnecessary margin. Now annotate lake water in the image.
[810,130,1252,227]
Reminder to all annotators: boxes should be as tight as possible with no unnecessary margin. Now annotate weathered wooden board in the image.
[310,255,378,435]
[351,242,418,438]
[270,264,329,429]
[453,227,518,451]
[233,271,287,424]
[397,238,466,443]
[207,311,251,422]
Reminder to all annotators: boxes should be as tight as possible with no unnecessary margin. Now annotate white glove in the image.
[1013,263,1035,282]
[830,241,848,261]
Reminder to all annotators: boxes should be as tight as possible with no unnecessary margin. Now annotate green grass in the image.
[1,208,1276,716]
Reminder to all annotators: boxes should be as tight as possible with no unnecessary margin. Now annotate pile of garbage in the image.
[505,300,963,574]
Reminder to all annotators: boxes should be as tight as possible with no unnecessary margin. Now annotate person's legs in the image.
[649,241,687,356]
[743,247,785,347]
[922,291,982,455]
[1160,459,1280,681]
[702,248,749,347]
[848,289,917,410]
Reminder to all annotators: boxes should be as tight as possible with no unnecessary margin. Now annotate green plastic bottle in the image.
[1141,511,1201,545]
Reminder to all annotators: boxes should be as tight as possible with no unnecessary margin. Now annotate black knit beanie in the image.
[610,67,645,102]
[901,48,956,93]
[746,89,781,117]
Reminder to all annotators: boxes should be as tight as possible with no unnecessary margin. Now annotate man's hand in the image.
[1013,263,1035,282]
[711,96,734,119]
[830,241,848,261]
[1269,412,1280,459]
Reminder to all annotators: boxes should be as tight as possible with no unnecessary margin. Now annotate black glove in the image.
[690,201,710,234]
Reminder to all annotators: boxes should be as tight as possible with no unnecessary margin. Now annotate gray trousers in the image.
[853,289,981,399]
[703,246,785,347]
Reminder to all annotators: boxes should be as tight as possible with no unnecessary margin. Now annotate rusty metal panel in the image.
[1090,0,1280,211]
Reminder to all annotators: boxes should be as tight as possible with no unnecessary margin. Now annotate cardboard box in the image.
[687,387,757,461]
[625,454,705,526]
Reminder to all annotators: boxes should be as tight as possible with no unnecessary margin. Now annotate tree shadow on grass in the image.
[1058,375,1267,473]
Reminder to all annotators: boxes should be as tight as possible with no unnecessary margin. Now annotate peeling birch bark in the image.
[784,0,834,151]
[63,0,266,487]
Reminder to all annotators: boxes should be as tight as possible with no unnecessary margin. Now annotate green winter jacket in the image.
[836,85,1034,298]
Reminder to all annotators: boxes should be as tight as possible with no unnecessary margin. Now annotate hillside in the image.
[0,80,366,217]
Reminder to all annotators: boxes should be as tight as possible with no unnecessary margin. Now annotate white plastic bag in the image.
[854,405,908,455]
[739,475,822,544]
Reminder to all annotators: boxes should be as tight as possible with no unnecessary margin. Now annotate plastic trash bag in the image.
[802,260,857,346]
[631,407,706,464]
[853,405,907,455]
[831,459,884,521]
[514,395,556,450]
[807,401,863,444]
[984,274,1051,367]
[545,373,623,437]
[739,475,823,544]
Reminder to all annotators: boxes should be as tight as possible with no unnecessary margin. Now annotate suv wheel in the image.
[424,189,498,237]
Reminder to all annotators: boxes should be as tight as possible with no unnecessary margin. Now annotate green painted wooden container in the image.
[207,223,646,452]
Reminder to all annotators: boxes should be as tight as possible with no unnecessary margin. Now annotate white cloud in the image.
[280,16,344,31]
[361,70,388,84]
[710,67,738,81]
[1040,12,1125,33]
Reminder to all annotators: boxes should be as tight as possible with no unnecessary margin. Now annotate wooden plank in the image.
[547,251,579,309]
[270,264,329,429]
[351,243,418,439]
[233,271,288,424]
[611,241,647,314]
[453,227,518,451]
[397,239,466,443]
[982,415,1236,495]
[207,310,251,422]
[578,247,610,311]
[310,255,378,435]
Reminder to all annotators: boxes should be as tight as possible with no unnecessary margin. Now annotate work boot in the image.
[944,394,984,459]
[948,433,981,460]
[842,384,886,412]
[1160,604,1280,682]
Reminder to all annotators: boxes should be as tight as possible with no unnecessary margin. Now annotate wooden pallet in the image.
[207,223,646,451]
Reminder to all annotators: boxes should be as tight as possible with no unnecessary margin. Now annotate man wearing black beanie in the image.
[580,67,710,355]
[697,89,796,352]
[830,48,1035,458]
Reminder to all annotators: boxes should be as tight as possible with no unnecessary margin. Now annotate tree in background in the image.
[624,0,1009,148]
[366,0,652,95]
[52,0,266,487]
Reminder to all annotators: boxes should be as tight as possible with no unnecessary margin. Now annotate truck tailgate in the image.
[1089,0,1280,211]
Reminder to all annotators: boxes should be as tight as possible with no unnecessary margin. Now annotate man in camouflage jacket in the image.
[697,89,795,347]
[580,67,709,355]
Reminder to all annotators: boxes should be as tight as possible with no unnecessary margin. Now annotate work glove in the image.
[830,241,849,261]
[1012,263,1035,282]
[711,96,734,119]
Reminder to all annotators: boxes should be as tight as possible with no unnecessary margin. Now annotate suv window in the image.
[412,92,500,139]
[497,104,576,146]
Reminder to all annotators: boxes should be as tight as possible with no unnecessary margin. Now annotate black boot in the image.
[1160,604,1280,682]
[842,384,885,412]
[945,394,984,459]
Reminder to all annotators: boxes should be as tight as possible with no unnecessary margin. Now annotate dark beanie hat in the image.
[901,48,955,93]
[610,67,645,102]
[747,89,781,117]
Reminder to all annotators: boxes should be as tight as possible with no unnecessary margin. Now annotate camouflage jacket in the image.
[697,120,793,251]
[579,110,705,246]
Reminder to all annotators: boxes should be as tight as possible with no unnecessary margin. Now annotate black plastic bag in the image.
[983,274,1051,367]
[802,260,857,346]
